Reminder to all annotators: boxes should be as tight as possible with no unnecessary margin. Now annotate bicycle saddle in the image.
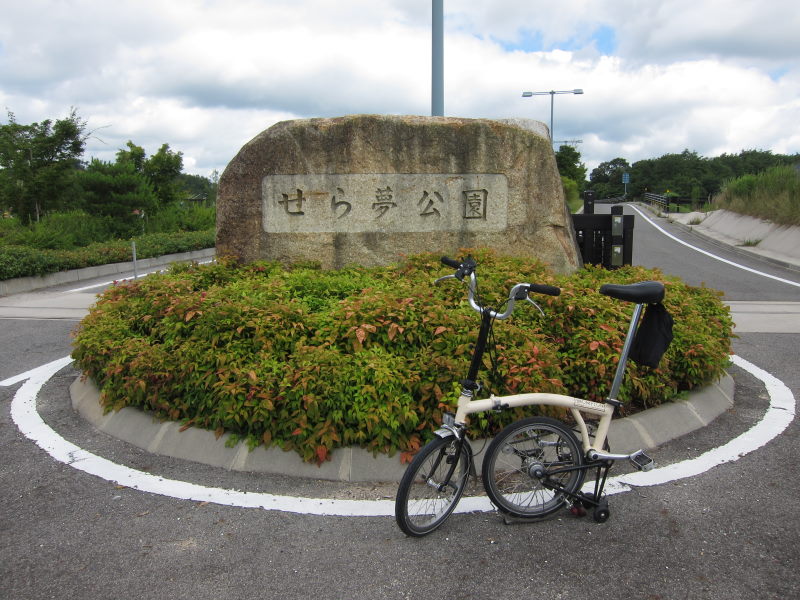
[599,281,665,304]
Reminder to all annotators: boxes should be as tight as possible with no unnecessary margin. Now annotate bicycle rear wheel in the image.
[482,417,584,520]
[395,435,471,537]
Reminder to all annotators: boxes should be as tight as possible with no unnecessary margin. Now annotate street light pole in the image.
[432,0,444,116]
[521,89,583,144]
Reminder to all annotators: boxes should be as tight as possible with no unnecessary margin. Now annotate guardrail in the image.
[644,192,668,212]
[644,192,698,213]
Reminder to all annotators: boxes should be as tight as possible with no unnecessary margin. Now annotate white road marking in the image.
[2,355,794,516]
[63,271,164,293]
[628,204,800,289]
[606,354,795,493]
[0,317,83,322]
[63,259,215,293]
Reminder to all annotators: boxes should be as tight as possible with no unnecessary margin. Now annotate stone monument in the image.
[217,114,582,273]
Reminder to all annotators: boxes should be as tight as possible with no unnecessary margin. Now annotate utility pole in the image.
[432,0,444,116]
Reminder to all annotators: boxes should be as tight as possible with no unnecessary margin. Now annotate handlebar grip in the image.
[441,256,462,269]
[527,284,561,297]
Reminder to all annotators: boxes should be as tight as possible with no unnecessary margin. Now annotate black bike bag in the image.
[629,302,674,368]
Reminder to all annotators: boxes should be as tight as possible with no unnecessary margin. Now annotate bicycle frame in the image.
[451,389,614,454]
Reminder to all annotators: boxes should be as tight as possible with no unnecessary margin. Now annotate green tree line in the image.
[554,145,799,202]
[0,110,218,238]
[582,148,800,200]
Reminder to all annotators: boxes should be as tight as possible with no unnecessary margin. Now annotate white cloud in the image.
[615,0,800,67]
[1,0,797,177]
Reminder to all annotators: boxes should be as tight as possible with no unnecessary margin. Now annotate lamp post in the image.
[432,0,444,116]
[521,89,583,144]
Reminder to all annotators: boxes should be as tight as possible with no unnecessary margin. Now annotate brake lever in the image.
[526,296,545,317]
[435,274,458,285]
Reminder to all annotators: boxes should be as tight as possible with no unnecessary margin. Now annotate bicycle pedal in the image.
[569,503,587,518]
[629,450,655,472]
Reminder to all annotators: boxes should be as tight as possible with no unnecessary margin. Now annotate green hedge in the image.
[0,229,215,280]
[71,250,734,464]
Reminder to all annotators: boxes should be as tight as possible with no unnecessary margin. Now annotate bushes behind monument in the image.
[71,251,733,464]
[0,203,216,280]
[0,229,214,280]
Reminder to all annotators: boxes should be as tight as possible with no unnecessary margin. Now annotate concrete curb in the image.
[0,248,217,296]
[70,372,734,483]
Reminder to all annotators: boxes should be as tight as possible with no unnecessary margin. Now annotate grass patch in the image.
[714,166,800,226]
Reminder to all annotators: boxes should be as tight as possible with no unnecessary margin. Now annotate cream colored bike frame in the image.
[453,391,613,453]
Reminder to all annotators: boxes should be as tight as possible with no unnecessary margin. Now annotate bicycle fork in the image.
[426,429,475,492]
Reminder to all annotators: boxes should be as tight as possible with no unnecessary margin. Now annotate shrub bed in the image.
[71,250,734,464]
[0,229,215,280]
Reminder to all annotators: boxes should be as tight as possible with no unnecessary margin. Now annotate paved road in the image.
[1,209,799,600]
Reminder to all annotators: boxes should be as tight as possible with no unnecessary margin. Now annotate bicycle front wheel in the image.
[482,417,584,520]
[395,435,471,537]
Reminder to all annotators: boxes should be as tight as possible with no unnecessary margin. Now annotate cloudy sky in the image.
[2,0,798,177]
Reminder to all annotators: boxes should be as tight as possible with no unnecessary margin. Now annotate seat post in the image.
[607,302,645,402]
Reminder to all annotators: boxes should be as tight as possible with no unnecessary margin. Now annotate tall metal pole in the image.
[549,92,555,142]
[432,0,444,116]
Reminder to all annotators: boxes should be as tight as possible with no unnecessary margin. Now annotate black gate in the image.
[571,193,633,268]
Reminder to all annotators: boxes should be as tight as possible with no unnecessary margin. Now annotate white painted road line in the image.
[607,354,795,492]
[63,271,164,293]
[629,204,800,289]
[2,355,794,516]
[62,259,215,293]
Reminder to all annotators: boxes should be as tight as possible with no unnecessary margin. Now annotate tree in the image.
[144,143,184,205]
[589,157,630,198]
[555,145,587,187]
[76,159,158,237]
[0,109,88,223]
[178,172,217,202]
[115,141,184,206]
[115,141,146,173]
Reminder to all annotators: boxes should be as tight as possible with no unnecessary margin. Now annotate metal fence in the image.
[644,192,697,213]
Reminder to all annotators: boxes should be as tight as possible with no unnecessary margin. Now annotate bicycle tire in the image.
[395,435,471,537]
[482,416,585,520]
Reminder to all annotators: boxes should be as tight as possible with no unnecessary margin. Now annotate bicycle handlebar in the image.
[439,255,477,281]
[438,256,560,320]
[526,283,561,297]
[440,256,461,269]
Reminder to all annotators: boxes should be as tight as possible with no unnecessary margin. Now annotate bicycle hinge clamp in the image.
[491,397,509,412]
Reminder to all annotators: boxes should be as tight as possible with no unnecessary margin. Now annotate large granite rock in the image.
[217,115,581,273]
